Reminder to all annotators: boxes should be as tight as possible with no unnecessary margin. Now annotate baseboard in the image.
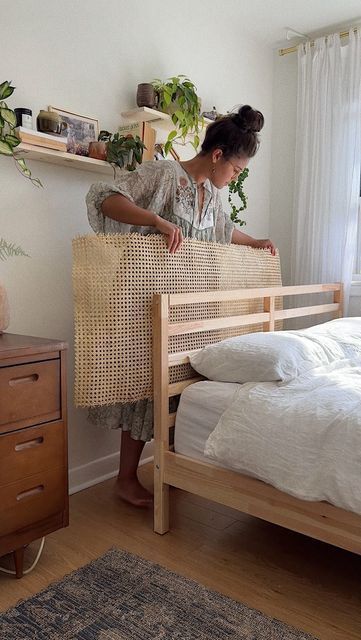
[69,440,154,495]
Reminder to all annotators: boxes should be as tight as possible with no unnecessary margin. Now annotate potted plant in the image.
[94,130,146,177]
[151,75,203,155]
[228,168,249,226]
[0,80,41,186]
[0,239,29,332]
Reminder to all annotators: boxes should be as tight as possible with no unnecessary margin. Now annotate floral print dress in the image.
[86,160,234,441]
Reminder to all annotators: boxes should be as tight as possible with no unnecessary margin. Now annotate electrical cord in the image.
[0,537,45,576]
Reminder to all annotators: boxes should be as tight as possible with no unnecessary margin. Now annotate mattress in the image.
[174,381,241,464]
[174,361,361,515]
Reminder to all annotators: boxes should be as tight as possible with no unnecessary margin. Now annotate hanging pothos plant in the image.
[0,80,42,187]
[228,167,249,226]
[151,75,203,156]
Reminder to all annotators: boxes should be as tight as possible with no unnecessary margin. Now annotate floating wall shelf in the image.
[16,143,113,175]
[12,108,214,175]
[121,106,213,125]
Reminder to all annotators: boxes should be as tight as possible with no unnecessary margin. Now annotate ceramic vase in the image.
[136,83,157,109]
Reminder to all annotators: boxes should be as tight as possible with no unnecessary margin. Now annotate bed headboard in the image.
[152,283,343,448]
[73,234,283,407]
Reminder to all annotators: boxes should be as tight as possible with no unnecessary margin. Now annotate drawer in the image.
[0,421,66,486]
[0,359,61,432]
[0,467,66,537]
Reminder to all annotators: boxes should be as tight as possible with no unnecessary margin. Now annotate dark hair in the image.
[200,104,264,159]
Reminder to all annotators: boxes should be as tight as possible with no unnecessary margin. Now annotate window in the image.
[355,198,361,276]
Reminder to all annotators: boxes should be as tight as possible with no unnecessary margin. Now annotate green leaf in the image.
[0,238,29,261]
[164,140,172,156]
[31,177,43,187]
[5,134,20,148]
[0,139,13,155]
[168,130,177,141]
[16,157,31,176]
[0,107,17,128]
[0,81,15,101]
[163,92,172,108]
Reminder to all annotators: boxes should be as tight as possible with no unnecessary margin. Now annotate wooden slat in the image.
[263,296,275,331]
[168,312,270,336]
[168,377,203,397]
[168,413,176,428]
[168,348,201,366]
[334,284,344,318]
[163,452,361,555]
[169,283,341,306]
[274,303,339,321]
[153,294,170,534]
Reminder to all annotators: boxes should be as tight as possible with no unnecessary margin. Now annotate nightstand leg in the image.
[13,546,25,579]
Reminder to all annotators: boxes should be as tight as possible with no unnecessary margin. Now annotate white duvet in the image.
[204,356,361,514]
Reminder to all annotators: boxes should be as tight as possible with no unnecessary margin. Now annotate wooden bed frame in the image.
[152,283,361,555]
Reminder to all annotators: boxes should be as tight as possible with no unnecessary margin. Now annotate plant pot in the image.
[0,282,10,333]
[136,83,157,109]
[88,141,108,161]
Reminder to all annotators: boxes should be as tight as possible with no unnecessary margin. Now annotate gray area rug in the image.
[0,548,318,639]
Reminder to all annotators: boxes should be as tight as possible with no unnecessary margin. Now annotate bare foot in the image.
[115,476,153,508]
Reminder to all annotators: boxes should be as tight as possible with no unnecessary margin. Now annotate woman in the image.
[86,104,275,507]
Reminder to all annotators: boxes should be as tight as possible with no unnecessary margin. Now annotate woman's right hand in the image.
[154,215,183,253]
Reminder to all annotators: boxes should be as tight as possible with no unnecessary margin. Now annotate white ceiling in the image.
[232,0,361,48]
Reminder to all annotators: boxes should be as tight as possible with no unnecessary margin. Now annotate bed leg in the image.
[154,464,169,534]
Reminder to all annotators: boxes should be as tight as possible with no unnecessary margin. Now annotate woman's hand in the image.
[253,238,276,256]
[154,215,183,253]
[231,229,276,256]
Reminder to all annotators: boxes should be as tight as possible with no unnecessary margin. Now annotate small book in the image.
[118,121,143,139]
[15,127,68,151]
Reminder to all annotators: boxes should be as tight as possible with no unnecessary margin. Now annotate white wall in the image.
[269,50,298,285]
[1,0,274,491]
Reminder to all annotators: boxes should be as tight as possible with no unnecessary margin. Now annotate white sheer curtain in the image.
[291,30,361,312]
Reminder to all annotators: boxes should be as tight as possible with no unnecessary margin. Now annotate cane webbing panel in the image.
[73,234,282,407]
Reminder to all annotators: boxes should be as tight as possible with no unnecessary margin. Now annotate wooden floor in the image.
[1,463,361,640]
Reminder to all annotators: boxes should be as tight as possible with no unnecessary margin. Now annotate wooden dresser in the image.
[0,333,68,578]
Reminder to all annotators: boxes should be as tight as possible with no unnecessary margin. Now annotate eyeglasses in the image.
[228,160,244,179]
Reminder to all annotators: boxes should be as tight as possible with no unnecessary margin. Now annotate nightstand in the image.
[0,333,68,578]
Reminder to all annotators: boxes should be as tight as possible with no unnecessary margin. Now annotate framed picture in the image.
[48,106,99,156]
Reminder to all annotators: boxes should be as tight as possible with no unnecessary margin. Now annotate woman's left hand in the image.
[254,238,276,256]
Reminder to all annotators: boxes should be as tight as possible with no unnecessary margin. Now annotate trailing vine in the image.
[0,80,42,187]
[228,167,249,226]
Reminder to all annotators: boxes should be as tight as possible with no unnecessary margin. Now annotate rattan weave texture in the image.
[73,234,282,407]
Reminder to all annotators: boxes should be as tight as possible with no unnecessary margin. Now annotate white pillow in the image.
[189,330,344,384]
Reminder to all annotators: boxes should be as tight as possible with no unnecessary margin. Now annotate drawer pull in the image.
[9,374,39,386]
[15,436,44,451]
[16,485,44,501]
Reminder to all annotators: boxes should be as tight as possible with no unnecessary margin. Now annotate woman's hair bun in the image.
[233,105,264,133]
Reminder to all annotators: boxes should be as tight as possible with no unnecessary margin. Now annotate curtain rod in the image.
[278,27,357,56]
